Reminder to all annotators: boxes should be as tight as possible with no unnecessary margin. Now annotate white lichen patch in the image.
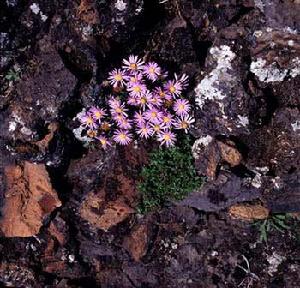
[291,120,300,133]
[192,135,213,159]
[30,3,40,14]
[195,45,236,109]
[30,3,48,22]
[254,0,264,12]
[237,115,249,127]
[8,112,33,137]
[267,253,286,276]
[115,0,127,11]
[251,172,262,189]
[250,57,300,83]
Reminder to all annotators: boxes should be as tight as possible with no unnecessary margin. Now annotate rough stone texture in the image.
[0,162,61,237]
[229,204,269,220]
[0,0,300,287]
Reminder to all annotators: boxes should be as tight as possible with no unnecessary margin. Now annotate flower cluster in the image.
[77,55,194,148]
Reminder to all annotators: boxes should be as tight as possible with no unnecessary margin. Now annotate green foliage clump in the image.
[138,136,202,213]
[255,213,291,243]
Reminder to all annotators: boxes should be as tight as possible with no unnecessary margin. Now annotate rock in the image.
[0,162,61,237]
[193,137,242,180]
[123,223,148,261]
[180,172,261,212]
[229,204,269,220]
[0,263,35,288]
[2,35,76,143]
[217,140,242,167]
[80,193,134,231]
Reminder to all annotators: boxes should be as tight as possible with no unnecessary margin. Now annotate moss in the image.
[138,135,202,213]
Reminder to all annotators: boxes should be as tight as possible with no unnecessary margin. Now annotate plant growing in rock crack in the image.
[254,213,291,243]
[75,55,194,148]
[137,135,202,213]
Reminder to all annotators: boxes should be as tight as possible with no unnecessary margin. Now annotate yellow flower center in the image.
[181,121,188,129]
[179,104,185,111]
[133,86,141,93]
[101,122,110,131]
[169,86,176,93]
[140,97,147,104]
[149,67,155,74]
[115,107,123,113]
[153,125,160,132]
[164,134,171,141]
[163,117,170,123]
[94,111,102,118]
[114,74,123,81]
[130,63,137,70]
[86,117,93,124]
[151,112,157,118]
[159,91,165,98]
[119,134,126,140]
[100,139,107,145]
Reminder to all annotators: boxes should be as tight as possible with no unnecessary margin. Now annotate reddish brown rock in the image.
[0,162,61,237]
[217,140,243,167]
[229,204,269,220]
[80,192,134,232]
[123,224,148,261]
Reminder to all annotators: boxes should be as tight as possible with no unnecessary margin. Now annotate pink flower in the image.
[113,130,133,145]
[136,90,153,110]
[173,99,191,116]
[144,108,163,124]
[149,95,163,107]
[126,73,143,86]
[175,73,189,88]
[117,117,132,130]
[79,113,98,129]
[108,97,121,109]
[108,69,128,87]
[89,107,106,122]
[110,102,128,117]
[161,112,174,128]
[174,115,195,133]
[127,95,139,106]
[150,122,167,134]
[154,87,172,101]
[122,55,144,72]
[137,123,154,139]
[133,111,146,127]
[164,80,183,97]
[127,82,147,97]
[143,62,161,81]
[157,130,176,147]
[96,135,112,149]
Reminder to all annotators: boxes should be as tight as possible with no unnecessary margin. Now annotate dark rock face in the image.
[0,0,300,287]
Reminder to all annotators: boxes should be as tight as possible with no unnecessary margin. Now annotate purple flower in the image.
[136,90,153,110]
[149,95,163,107]
[108,97,121,109]
[150,122,167,134]
[133,111,146,127]
[89,107,106,122]
[78,113,98,129]
[122,55,144,72]
[137,123,154,139]
[117,117,132,130]
[108,69,128,87]
[175,73,189,88]
[154,87,172,101]
[174,115,195,133]
[127,82,147,97]
[161,112,174,128]
[157,130,176,147]
[143,62,161,81]
[164,80,183,97]
[144,108,163,124]
[127,95,139,106]
[173,99,191,116]
[126,73,143,87]
[113,130,133,145]
[110,102,128,117]
[96,135,112,149]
